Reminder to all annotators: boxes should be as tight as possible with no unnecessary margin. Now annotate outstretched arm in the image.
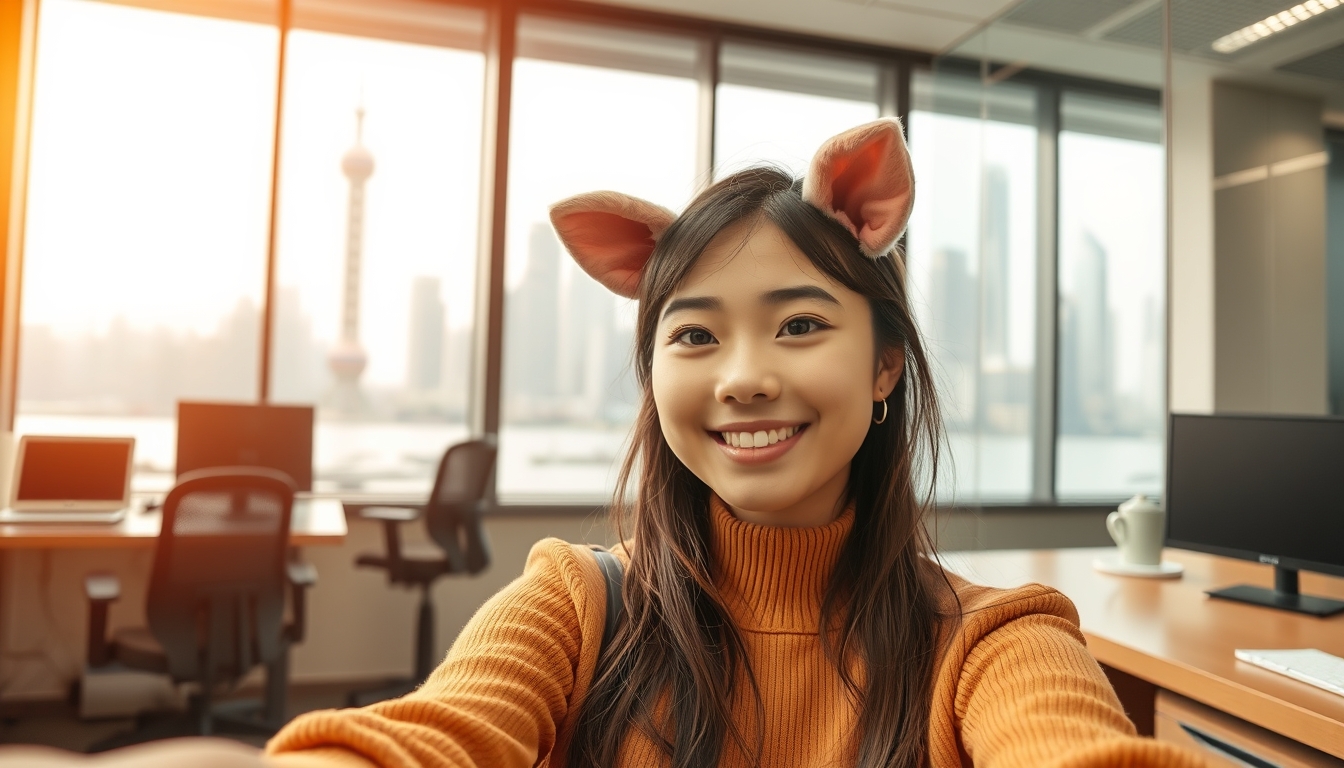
[953,612,1209,768]
[266,539,606,768]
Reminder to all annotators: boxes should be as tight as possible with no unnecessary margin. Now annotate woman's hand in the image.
[0,738,266,767]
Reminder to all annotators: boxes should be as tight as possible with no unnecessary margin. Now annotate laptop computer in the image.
[1,435,136,523]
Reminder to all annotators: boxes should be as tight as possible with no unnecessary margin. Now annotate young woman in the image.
[258,119,1205,767]
[0,120,1207,768]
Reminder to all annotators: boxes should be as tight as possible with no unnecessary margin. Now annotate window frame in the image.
[915,57,1163,507]
[0,0,1168,514]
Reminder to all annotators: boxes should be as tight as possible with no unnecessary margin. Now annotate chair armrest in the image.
[287,561,317,588]
[359,505,421,523]
[284,562,318,645]
[84,573,121,667]
[358,507,421,567]
[85,574,121,603]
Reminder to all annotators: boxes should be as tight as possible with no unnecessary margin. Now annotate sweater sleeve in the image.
[265,538,607,768]
[950,592,1212,768]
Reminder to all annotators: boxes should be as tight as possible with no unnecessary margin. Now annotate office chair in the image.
[350,438,496,706]
[83,467,316,747]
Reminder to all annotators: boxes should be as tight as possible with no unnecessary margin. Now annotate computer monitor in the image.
[176,402,314,492]
[1166,412,1344,617]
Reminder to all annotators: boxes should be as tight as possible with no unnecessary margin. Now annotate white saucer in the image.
[1093,555,1184,579]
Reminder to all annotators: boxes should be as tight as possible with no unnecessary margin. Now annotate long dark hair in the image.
[565,166,955,768]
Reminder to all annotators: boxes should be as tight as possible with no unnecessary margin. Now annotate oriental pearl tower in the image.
[325,106,375,417]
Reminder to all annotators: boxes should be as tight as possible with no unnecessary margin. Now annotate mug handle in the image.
[1106,511,1127,547]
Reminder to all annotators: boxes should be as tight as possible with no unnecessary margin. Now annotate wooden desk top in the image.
[0,496,348,549]
[942,547,1344,758]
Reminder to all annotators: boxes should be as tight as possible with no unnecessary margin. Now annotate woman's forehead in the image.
[673,218,837,296]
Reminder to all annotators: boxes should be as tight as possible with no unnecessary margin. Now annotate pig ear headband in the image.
[549,117,914,299]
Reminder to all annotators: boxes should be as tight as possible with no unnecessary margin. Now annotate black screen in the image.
[16,439,131,501]
[1166,413,1344,575]
[176,402,314,491]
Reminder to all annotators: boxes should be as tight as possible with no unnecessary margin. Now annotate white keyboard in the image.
[1235,648,1344,697]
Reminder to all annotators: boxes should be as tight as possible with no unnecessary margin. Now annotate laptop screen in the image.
[16,438,133,502]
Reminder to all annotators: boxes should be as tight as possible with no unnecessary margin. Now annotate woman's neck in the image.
[722,464,850,527]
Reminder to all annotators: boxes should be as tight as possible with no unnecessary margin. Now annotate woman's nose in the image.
[714,343,781,404]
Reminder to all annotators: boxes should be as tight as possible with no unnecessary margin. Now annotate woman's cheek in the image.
[651,356,705,466]
[802,345,875,454]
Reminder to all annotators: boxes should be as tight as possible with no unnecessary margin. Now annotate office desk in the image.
[0,497,348,548]
[944,547,1344,762]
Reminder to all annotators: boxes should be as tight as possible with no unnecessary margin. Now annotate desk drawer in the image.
[1155,690,1344,768]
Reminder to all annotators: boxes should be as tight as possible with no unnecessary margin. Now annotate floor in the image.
[0,681,371,753]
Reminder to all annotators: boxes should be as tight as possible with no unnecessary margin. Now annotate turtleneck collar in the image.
[709,493,855,633]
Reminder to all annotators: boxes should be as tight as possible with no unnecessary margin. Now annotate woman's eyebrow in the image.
[661,295,723,320]
[762,285,840,307]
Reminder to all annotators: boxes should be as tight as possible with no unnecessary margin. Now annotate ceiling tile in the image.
[1001,0,1146,35]
[1279,42,1344,81]
[582,0,983,52]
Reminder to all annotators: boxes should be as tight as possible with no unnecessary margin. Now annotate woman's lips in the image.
[710,424,808,465]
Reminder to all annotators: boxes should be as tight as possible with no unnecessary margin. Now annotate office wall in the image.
[1329,135,1344,416]
[1212,82,1327,415]
[1171,74,1332,418]
[0,505,1111,698]
[1169,62,1215,415]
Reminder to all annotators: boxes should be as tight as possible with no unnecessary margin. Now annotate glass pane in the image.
[500,15,700,502]
[907,69,1038,503]
[269,0,486,494]
[16,0,277,492]
[715,41,880,178]
[1056,92,1164,500]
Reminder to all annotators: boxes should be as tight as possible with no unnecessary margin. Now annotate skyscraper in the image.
[325,106,375,418]
[560,268,617,422]
[407,276,445,392]
[981,165,1011,364]
[505,223,562,418]
[1060,230,1112,434]
[928,246,978,429]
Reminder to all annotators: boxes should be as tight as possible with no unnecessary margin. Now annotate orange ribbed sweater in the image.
[267,497,1209,767]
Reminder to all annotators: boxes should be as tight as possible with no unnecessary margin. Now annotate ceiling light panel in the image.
[1213,0,1342,52]
[1100,0,1333,55]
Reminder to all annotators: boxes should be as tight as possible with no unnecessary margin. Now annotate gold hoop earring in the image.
[873,398,888,425]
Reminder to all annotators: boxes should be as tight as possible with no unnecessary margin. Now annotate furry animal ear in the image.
[549,191,677,299]
[801,117,914,258]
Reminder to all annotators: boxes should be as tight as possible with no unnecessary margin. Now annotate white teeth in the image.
[722,425,802,448]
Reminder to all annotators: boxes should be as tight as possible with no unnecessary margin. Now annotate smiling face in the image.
[650,216,903,528]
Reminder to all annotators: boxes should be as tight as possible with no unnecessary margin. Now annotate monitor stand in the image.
[1206,566,1344,617]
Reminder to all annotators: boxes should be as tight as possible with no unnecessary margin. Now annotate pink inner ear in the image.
[555,210,657,297]
[828,132,911,254]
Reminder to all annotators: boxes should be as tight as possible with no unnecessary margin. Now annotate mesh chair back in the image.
[146,467,295,683]
[425,439,495,575]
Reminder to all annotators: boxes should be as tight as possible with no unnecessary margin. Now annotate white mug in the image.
[1106,494,1165,567]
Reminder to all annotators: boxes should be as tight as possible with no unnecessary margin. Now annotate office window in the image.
[16,0,278,491]
[499,16,700,501]
[907,70,1038,502]
[269,0,486,494]
[714,42,880,178]
[1056,92,1164,500]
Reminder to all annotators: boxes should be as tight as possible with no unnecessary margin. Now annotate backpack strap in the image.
[589,547,625,654]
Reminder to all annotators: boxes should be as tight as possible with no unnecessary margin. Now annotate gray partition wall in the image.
[1213,82,1328,416]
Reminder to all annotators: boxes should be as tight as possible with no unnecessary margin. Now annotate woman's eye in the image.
[781,318,824,337]
[675,327,716,346]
